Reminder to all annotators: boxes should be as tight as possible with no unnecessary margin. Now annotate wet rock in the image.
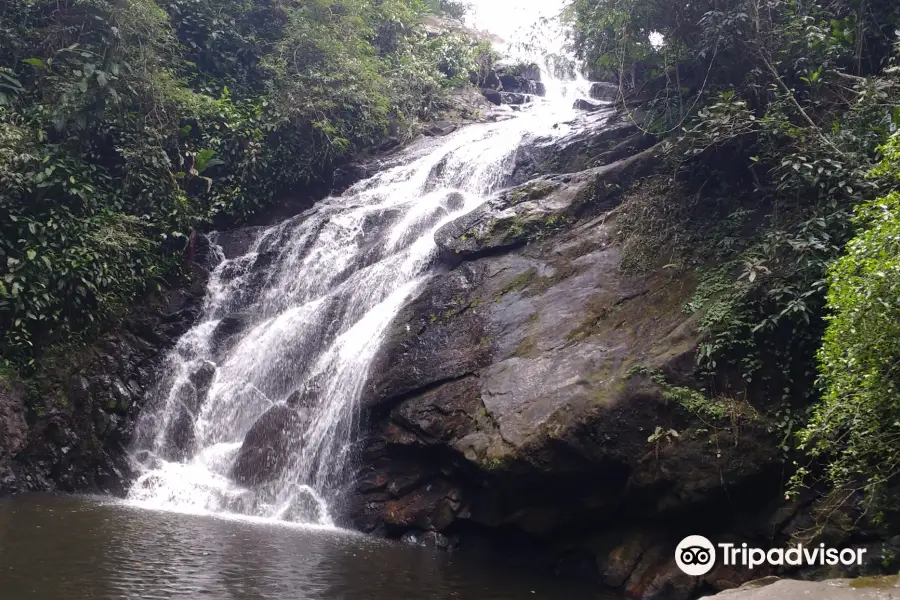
[593,531,655,588]
[499,73,528,92]
[623,544,697,600]
[444,191,466,211]
[481,88,502,106]
[163,288,195,316]
[574,98,608,112]
[0,379,28,487]
[167,409,196,460]
[436,151,658,264]
[402,530,454,549]
[483,70,501,89]
[215,226,264,259]
[286,376,323,410]
[500,92,531,105]
[509,117,649,185]
[231,403,308,487]
[211,313,252,354]
[332,164,370,192]
[188,361,217,401]
[366,264,491,407]
[590,81,620,101]
[0,254,206,496]
[390,376,482,446]
[426,121,457,137]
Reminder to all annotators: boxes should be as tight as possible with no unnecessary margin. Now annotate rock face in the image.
[345,110,831,599]
[0,243,211,496]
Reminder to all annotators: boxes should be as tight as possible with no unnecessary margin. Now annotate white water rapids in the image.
[126,74,594,526]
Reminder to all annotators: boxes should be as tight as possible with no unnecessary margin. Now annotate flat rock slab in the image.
[705,578,900,599]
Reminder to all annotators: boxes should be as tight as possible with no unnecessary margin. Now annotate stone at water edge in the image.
[574,98,608,112]
[701,577,900,599]
[426,121,457,137]
[500,92,531,106]
[590,81,620,101]
[481,88,502,106]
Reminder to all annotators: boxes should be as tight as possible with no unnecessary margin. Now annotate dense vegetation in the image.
[5,0,900,531]
[564,0,900,516]
[0,0,479,366]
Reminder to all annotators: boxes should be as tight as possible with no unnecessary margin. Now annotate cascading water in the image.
[126,72,594,526]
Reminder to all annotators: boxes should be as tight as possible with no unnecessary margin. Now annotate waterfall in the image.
[125,77,591,526]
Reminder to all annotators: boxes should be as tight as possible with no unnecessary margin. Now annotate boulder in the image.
[426,121,457,137]
[231,403,308,487]
[444,191,466,212]
[500,92,532,105]
[574,98,608,112]
[481,88,502,106]
[499,73,528,92]
[483,69,501,89]
[590,81,620,101]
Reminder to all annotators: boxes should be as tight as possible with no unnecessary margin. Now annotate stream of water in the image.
[124,74,593,525]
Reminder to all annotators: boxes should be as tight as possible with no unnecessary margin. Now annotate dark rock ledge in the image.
[0,243,213,496]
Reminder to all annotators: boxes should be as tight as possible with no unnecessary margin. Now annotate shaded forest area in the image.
[565,0,900,526]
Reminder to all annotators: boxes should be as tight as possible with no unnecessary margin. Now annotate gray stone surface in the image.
[704,578,900,599]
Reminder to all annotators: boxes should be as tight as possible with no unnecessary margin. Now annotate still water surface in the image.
[0,494,613,600]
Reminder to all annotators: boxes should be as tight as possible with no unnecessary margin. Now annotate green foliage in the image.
[797,135,900,502]
[0,0,477,365]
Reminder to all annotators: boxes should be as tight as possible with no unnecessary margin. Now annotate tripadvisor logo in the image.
[674,535,868,576]
[675,536,716,576]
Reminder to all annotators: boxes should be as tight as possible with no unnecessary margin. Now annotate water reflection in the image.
[0,494,614,600]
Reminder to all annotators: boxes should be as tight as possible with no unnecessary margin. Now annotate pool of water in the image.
[0,494,614,600]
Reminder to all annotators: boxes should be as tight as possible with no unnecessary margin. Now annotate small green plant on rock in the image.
[647,425,680,459]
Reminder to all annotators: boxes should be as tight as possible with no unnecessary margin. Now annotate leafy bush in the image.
[0,0,477,364]
[797,135,900,501]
